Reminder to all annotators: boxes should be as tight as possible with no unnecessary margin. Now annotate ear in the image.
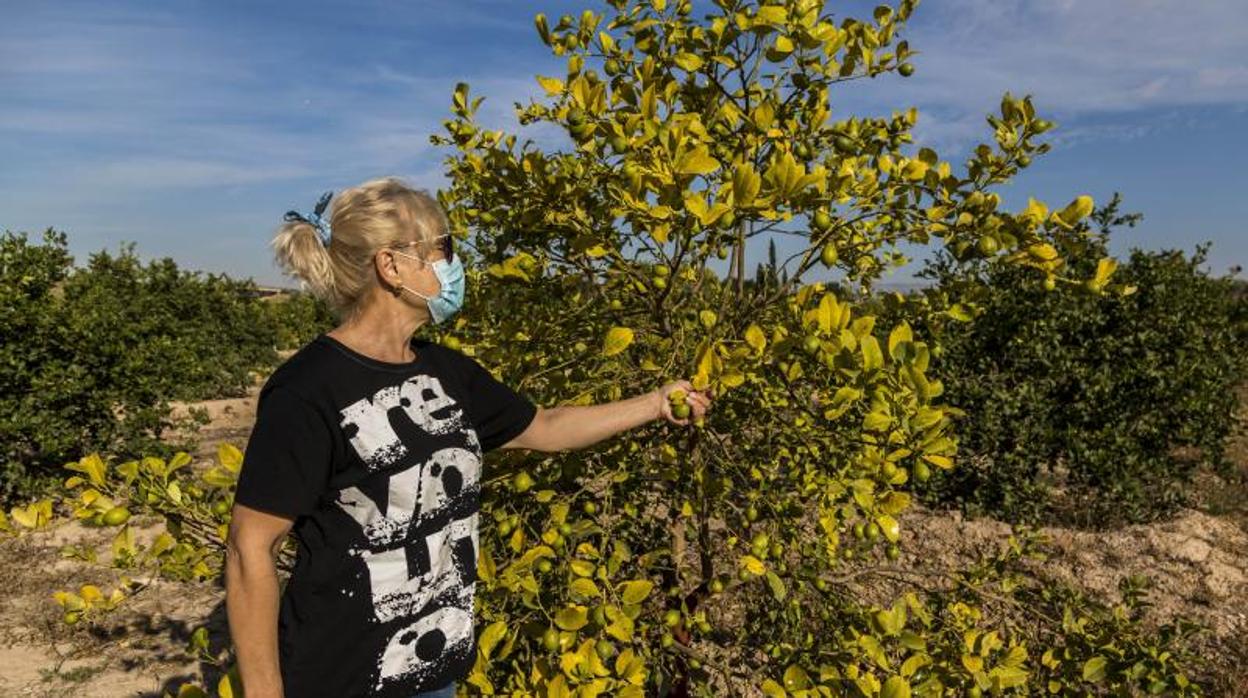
[374,249,400,285]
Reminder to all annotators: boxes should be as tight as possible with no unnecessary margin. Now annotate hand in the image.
[655,379,713,427]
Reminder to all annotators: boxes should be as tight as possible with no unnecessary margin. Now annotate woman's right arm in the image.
[225,503,296,698]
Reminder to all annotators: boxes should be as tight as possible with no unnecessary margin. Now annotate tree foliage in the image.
[420,0,1163,693]
[0,229,328,503]
[902,195,1248,526]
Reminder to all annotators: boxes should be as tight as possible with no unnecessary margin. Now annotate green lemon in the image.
[537,559,553,573]
[542,627,560,652]
[813,210,833,231]
[511,471,535,493]
[559,522,573,536]
[886,544,901,561]
[746,505,759,522]
[652,276,667,290]
[898,62,915,77]
[709,578,724,594]
[865,522,881,541]
[604,59,621,75]
[596,639,615,659]
[660,632,674,648]
[820,242,838,267]
[671,402,691,419]
[663,609,682,627]
[653,264,670,277]
[913,461,932,483]
[102,506,131,527]
[976,235,999,256]
[582,501,598,515]
[211,500,230,517]
[803,335,821,355]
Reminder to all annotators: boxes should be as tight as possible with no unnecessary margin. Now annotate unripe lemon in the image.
[865,522,881,541]
[102,506,131,526]
[542,627,560,651]
[653,264,670,277]
[537,559,553,573]
[511,471,535,493]
[820,242,838,268]
[582,501,598,515]
[803,335,821,355]
[211,500,230,517]
[886,544,901,561]
[672,402,691,419]
[709,578,724,594]
[913,461,932,482]
[652,276,667,290]
[813,210,833,231]
[663,609,682,627]
[977,235,999,256]
[660,632,674,648]
[898,62,915,77]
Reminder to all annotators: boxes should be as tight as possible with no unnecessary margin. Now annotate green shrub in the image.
[0,229,298,504]
[908,196,1248,526]
[260,290,337,350]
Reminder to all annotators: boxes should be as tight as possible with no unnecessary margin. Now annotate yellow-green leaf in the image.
[555,605,589,631]
[619,580,654,605]
[744,324,767,354]
[479,621,508,659]
[876,514,900,542]
[1082,656,1108,683]
[860,335,884,372]
[881,675,912,698]
[673,53,704,71]
[675,146,721,176]
[741,555,766,575]
[537,75,565,95]
[603,327,634,357]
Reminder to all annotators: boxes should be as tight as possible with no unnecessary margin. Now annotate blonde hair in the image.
[271,176,451,321]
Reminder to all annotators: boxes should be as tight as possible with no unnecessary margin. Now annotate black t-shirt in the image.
[234,333,537,697]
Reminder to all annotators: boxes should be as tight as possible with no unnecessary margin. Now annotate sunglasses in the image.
[393,234,454,263]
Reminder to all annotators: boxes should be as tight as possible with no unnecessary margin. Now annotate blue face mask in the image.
[392,243,466,325]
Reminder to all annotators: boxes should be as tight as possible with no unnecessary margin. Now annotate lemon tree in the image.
[422,0,1162,695]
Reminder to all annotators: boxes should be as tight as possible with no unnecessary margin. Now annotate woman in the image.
[224,177,712,698]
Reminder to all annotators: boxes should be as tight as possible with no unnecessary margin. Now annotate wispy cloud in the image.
[837,0,1248,152]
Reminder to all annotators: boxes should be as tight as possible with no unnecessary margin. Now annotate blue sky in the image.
[2,0,1245,289]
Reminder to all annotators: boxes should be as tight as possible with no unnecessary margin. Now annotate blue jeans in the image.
[413,683,456,698]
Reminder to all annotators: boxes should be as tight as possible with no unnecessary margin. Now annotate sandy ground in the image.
[1,373,1245,696]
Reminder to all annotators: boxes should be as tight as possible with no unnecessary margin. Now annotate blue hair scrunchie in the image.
[283,191,334,246]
